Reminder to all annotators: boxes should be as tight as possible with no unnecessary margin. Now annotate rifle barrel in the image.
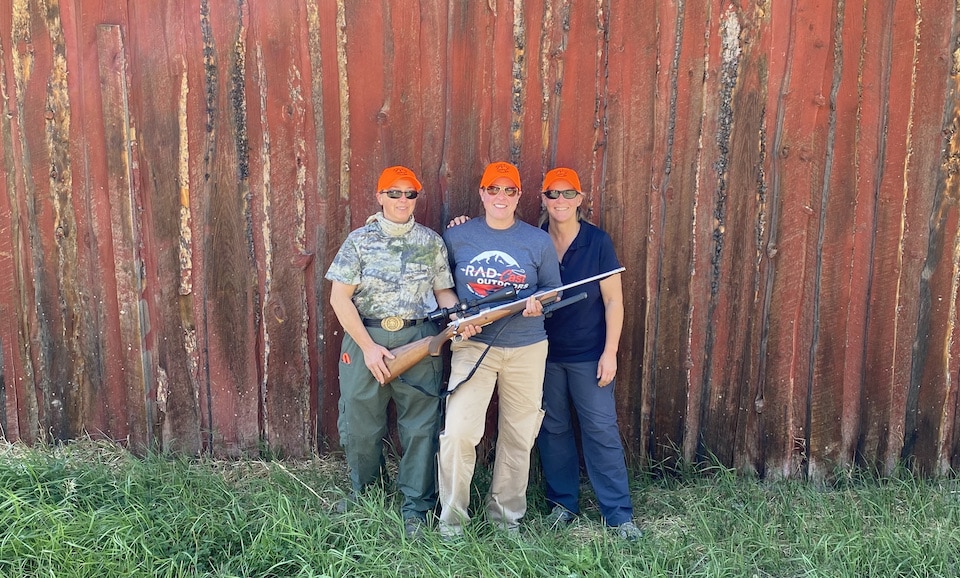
[382,266,625,378]
[449,266,625,330]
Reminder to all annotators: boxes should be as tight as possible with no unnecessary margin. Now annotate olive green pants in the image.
[337,322,443,520]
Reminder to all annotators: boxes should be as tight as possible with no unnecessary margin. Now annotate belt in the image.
[361,317,428,332]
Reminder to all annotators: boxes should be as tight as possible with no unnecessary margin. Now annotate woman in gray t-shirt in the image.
[437,161,561,539]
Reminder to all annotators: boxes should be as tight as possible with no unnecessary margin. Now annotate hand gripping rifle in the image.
[383,267,626,378]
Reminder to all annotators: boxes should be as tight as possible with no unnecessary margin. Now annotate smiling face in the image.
[377,177,419,223]
[480,176,521,228]
[542,178,583,224]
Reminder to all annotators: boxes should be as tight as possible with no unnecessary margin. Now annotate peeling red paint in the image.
[0,0,958,478]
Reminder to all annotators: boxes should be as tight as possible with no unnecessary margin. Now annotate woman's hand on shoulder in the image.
[446,215,470,228]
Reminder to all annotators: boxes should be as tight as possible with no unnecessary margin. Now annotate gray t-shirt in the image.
[443,218,561,347]
[325,219,454,319]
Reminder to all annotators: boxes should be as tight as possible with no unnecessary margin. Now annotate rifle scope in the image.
[428,285,518,321]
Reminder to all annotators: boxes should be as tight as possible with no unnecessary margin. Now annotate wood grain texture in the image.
[124,0,202,454]
[245,0,313,458]
[0,0,958,478]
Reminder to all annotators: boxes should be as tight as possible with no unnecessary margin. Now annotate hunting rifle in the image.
[383,267,626,378]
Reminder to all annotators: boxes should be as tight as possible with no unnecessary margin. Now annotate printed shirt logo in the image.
[461,250,529,298]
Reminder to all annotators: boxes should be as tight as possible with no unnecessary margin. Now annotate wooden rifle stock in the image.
[381,266,625,379]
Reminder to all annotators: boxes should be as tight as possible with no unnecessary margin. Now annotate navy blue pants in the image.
[538,360,634,526]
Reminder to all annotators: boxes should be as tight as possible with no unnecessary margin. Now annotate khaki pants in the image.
[437,339,548,535]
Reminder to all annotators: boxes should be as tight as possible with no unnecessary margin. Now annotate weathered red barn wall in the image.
[0,0,958,478]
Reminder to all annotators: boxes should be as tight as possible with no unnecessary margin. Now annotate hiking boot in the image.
[502,525,522,542]
[545,505,576,529]
[613,520,643,541]
[490,521,523,542]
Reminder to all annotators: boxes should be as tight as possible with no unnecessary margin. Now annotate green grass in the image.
[0,440,958,577]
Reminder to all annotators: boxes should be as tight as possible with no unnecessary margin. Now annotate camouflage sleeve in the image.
[434,239,455,290]
[324,233,362,285]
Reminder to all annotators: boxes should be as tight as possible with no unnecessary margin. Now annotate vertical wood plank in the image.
[307,0,348,449]
[186,0,260,456]
[646,0,710,469]
[898,0,958,474]
[0,2,28,441]
[803,0,872,479]
[859,0,922,474]
[759,0,835,479]
[605,0,656,462]
[125,0,202,454]
[96,24,150,449]
[6,0,78,442]
[692,2,771,472]
[246,1,313,457]
[60,0,124,446]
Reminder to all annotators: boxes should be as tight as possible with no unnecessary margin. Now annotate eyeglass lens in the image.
[543,189,579,200]
[381,190,420,199]
[484,186,520,197]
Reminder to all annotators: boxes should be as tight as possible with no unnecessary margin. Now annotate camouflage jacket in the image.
[325,218,454,319]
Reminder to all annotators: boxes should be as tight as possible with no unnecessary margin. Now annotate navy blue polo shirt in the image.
[542,221,622,362]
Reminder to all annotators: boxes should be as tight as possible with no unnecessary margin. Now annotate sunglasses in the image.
[542,189,580,200]
[483,185,520,197]
[380,190,420,199]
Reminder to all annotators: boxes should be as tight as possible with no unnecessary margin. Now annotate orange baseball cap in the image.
[377,165,423,192]
[541,167,582,192]
[480,161,521,190]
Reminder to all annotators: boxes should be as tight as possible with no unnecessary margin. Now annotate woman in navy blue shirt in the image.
[537,167,641,541]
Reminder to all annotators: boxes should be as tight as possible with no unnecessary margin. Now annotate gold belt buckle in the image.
[380,316,404,331]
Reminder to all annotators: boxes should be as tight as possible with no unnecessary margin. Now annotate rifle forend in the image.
[381,267,625,380]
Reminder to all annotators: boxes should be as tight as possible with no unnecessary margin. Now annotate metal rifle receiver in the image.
[428,285,518,321]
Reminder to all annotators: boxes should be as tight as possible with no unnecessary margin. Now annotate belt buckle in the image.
[380,316,404,331]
